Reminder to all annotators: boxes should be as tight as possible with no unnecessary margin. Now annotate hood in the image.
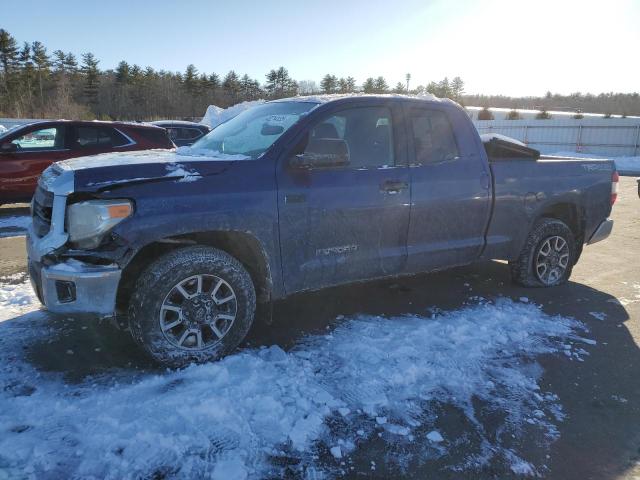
[56,149,250,191]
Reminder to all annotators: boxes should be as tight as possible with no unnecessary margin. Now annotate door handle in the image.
[380,180,408,194]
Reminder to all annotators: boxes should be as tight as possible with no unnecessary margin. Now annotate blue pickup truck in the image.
[27,95,617,365]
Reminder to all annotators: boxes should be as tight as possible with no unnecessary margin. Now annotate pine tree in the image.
[0,29,19,113]
[320,74,337,93]
[451,76,464,101]
[31,41,50,110]
[393,82,405,93]
[373,76,388,93]
[183,64,198,94]
[18,42,34,115]
[116,61,131,84]
[362,77,375,93]
[426,81,438,95]
[345,77,356,93]
[436,77,451,98]
[265,66,296,98]
[64,52,77,73]
[80,52,100,109]
[222,70,241,103]
[53,50,66,72]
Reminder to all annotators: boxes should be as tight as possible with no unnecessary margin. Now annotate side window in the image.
[305,106,394,169]
[166,127,179,141]
[11,127,65,151]
[75,127,128,148]
[410,110,459,164]
[178,128,203,140]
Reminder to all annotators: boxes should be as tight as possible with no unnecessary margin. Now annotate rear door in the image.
[277,101,411,293]
[404,105,492,272]
[0,124,70,201]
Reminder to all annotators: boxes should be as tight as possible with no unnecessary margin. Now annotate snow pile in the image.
[549,151,640,175]
[0,215,31,237]
[200,101,265,128]
[0,287,591,479]
[0,275,37,321]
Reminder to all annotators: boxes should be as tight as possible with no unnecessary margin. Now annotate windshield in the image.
[189,101,317,159]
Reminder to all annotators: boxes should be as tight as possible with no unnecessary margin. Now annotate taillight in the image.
[611,171,619,205]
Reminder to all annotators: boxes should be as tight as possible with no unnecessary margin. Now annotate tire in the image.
[128,246,256,367]
[510,218,576,288]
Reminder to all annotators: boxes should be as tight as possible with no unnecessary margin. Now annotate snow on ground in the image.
[0,277,593,479]
[0,215,31,238]
[549,151,640,175]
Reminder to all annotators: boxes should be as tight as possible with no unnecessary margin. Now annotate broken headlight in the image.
[66,199,133,249]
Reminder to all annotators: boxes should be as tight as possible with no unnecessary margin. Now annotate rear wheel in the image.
[510,218,576,287]
[128,246,256,367]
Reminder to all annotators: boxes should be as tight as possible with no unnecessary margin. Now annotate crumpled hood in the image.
[56,149,244,191]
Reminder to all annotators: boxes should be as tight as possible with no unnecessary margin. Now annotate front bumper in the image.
[28,230,121,317]
[587,219,613,245]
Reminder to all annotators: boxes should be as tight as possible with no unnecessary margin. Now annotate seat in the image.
[312,122,339,139]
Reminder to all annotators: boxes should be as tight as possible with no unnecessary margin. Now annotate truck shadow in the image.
[6,260,639,480]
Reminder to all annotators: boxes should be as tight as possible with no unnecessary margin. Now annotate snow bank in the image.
[0,275,37,321]
[200,101,265,128]
[549,151,640,175]
[0,278,592,479]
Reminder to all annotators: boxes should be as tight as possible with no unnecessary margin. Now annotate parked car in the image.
[151,120,211,147]
[27,95,617,366]
[0,120,174,204]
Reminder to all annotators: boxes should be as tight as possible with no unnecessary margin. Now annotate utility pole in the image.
[406,73,411,92]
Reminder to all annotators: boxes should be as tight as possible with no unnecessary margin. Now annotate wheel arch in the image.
[116,230,273,312]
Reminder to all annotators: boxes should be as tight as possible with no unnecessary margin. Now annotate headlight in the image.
[66,199,133,249]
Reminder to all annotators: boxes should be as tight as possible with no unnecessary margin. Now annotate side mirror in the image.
[0,142,17,153]
[290,138,350,169]
[261,124,285,136]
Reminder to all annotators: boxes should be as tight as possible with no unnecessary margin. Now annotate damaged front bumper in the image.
[28,233,122,317]
[27,165,121,317]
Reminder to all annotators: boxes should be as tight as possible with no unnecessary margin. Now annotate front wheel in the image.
[128,246,256,367]
[510,218,576,287]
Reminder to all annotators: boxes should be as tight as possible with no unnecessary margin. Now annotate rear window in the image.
[410,110,459,164]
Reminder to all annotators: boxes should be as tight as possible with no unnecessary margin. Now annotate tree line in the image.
[1,28,638,121]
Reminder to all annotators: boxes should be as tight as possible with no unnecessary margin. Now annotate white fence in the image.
[473,118,640,157]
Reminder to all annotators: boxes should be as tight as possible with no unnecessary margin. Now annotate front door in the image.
[277,102,411,294]
[0,125,70,201]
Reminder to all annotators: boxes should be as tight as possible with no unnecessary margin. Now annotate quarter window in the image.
[410,110,459,164]
[305,106,395,169]
[11,127,65,151]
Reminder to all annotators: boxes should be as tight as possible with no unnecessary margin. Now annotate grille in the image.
[32,186,54,237]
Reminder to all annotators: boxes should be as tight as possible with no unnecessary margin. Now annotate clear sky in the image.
[3,0,639,96]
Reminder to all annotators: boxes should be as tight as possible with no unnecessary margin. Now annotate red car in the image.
[0,120,174,204]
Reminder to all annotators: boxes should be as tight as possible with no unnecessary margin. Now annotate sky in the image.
[3,0,639,97]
